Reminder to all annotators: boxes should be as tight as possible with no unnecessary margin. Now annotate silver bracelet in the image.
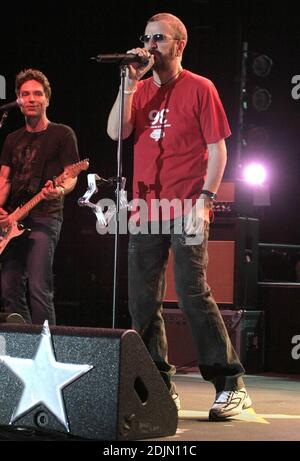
[120,86,137,95]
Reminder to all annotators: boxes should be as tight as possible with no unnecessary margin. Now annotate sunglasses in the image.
[139,33,178,44]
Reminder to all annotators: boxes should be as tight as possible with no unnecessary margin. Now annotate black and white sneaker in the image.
[209,387,252,420]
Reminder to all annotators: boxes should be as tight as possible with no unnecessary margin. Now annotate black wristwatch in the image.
[200,189,217,201]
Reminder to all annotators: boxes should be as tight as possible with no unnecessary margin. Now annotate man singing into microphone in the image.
[107,12,252,420]
[0,68,80,325]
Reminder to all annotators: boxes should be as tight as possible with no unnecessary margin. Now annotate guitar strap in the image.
[28,123,57,194]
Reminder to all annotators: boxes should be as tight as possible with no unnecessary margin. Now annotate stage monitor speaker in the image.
[0,323,177,440]
[164,217,259,308]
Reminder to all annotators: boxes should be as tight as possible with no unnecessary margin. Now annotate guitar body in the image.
[0,222,28,255]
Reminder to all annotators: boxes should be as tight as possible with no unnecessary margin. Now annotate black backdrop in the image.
[1,0,300,327]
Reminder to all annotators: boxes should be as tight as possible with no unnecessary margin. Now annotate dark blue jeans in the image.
[128,222,245,393]
[1,216,62,325]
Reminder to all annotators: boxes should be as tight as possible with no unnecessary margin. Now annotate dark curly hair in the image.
[15,68,51,100]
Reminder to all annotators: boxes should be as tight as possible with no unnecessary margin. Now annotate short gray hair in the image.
[147,13,188,42]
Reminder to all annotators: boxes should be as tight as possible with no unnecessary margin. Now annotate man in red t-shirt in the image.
[107,12,252,421]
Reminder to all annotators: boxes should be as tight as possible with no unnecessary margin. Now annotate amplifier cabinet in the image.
[164,217,259,309]
[259,283,300,373]
[163,308,264,373]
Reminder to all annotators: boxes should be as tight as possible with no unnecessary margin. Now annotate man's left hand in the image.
[42,180,64,200]
[184,197,210,236]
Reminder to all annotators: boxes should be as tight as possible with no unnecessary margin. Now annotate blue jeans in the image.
[1,216,62,325]
[128,222,245,392]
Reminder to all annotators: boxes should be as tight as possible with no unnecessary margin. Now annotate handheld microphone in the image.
[0,101,20,111]
[91,53,149,65]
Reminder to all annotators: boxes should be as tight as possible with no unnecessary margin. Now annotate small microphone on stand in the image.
[96,177,117,187]
[0,100,20,111]
[0,100,21,129]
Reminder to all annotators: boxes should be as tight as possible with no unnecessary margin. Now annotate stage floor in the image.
[0,372,299,442]
[151,372,300,441]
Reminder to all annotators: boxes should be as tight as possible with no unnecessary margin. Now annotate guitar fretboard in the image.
[11,159,89,222]
[14,191,45,221]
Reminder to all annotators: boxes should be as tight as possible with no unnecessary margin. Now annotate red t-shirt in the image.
[131,69,231,220]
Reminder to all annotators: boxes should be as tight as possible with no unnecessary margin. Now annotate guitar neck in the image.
[10,159,89,222]
[13,170,65,222]
[13,190,46,221]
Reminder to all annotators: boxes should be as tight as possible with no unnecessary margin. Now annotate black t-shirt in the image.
[0,122,80,219]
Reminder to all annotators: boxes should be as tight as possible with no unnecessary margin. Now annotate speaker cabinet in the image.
[164,217,259,309]
[165,241,235,304]
[163,308,264,373]
[0,323,177,440]
[259,283,300,373]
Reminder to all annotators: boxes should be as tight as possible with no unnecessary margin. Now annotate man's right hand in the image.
[125,47,154,84]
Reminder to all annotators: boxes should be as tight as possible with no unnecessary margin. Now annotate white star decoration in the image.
[0,321,93,431]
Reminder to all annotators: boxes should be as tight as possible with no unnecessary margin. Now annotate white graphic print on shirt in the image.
[147,108,170,141]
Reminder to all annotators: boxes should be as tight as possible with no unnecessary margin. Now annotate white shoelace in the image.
[215,391,233,403]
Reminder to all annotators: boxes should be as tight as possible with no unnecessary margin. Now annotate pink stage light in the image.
[244,163,267,185]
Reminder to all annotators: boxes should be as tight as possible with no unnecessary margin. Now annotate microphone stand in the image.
[0,111,8,129]
[236,41,248,176]
[112,64,127,328]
